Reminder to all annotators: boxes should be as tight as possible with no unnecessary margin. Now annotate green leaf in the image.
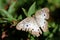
[22,8,28,17]
[28,2,36,17]
[0,19,7,23]
[43,31,50,36]
[53,25,58,33]
[53,0,60,7]
[48,22,56,28]
[8,1,16,14]
[31,36,35,40]
[0,9,16,21]
[0,0,4,9]
[49,33,53,38]
[0,9,12,18]
[18,15,22,20]
[3,18,13,22]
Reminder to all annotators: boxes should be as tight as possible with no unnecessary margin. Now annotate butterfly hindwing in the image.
[35,8,49,19]
[34,8,49,32]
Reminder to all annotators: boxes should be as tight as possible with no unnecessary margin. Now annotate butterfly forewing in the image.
[16,17,42,37]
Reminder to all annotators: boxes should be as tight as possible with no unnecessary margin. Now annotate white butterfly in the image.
[16,8,49,37]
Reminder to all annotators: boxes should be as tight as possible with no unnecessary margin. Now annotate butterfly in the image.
[16,8,49,37]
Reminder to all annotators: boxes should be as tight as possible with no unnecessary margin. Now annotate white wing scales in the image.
[34,8,49,32]
[16,8,49,37]
[16,17,42,37]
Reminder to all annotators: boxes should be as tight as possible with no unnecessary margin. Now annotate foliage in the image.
[0,0,60,40]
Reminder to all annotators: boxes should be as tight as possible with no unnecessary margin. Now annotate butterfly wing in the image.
[35,8,49,19]
[34,8,49,32]
[16,17,42,37]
